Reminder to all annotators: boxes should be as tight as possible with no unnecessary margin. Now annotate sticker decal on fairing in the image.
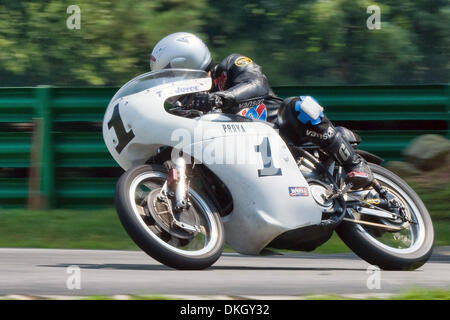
[239,103,267,121]
[288,187,309,197]
[174,85,200,95]
[222,124,247,133]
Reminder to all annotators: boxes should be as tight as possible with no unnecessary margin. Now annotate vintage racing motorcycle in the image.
[103,69,434,270]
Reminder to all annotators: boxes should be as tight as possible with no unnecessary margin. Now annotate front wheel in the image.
[115,164,225,270]
[336,163,434,270]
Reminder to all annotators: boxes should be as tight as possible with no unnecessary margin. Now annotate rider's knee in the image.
[277,96,331,145]
[294,96,324,126]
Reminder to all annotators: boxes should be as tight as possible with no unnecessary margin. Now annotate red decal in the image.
[239,108,248,116]
[256,103,266,115]
[347,171,368,178]
[213,71,227,91]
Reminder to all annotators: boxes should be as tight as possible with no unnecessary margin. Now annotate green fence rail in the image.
[0,85,449,208]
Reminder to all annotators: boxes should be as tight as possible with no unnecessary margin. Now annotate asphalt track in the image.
[0,247,449,297]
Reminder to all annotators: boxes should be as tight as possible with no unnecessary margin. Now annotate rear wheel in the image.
[115,164,225,270]
[336,163,434,270]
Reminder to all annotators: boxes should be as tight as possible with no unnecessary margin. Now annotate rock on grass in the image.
[403,134,450,171]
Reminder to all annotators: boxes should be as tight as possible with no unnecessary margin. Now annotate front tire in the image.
[115,164,225,270]
[336,163,434,270]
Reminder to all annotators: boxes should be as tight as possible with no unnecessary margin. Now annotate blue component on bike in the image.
[294,99,324,125]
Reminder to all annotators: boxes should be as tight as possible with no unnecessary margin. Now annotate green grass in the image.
[80,294,180,300]
[312,233,350,254]
[0,207,448,253]
[407,181,450,221]
[4,288,448,300]
[391,288,450,300]
[0,182,448,253]
[0,208,137,250]
[306,288,450,300]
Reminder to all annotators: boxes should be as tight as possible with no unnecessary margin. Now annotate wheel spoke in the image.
[148,224,163,236]
[135,205,146,218]
[167,236,181,247]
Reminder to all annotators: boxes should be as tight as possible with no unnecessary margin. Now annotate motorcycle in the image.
[103,69,434,270]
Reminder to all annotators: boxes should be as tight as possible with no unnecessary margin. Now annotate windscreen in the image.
[111,69,208,102]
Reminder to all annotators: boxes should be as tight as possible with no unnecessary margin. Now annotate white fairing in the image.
[103,69,323,255]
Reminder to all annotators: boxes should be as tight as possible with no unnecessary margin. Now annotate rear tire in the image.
[115,164,225,270]
[336,163,434,270]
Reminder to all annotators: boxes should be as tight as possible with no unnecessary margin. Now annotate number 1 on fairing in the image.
[255,137,282,177]
[107,103,135,154]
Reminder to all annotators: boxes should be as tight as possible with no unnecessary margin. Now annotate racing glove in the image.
[189,92,223,112]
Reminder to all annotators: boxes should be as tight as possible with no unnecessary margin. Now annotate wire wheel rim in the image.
[351,172,426,255]
[128,171,219,257]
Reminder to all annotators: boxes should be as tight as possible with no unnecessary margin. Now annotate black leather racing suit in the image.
[210,53,283,124]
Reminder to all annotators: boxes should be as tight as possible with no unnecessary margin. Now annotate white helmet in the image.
[150,32,212,71]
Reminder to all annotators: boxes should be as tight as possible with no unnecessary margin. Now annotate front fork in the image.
[161,154,189,212]
[156,155,205,234]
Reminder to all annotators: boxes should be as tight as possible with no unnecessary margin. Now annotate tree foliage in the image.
[0,0,207,86]
[0,0,448,86]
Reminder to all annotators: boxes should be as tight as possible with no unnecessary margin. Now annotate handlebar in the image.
[168,94,223,117]
[169,103,205,118]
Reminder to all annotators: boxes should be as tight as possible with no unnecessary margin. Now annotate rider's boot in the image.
[322,131,374,189]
